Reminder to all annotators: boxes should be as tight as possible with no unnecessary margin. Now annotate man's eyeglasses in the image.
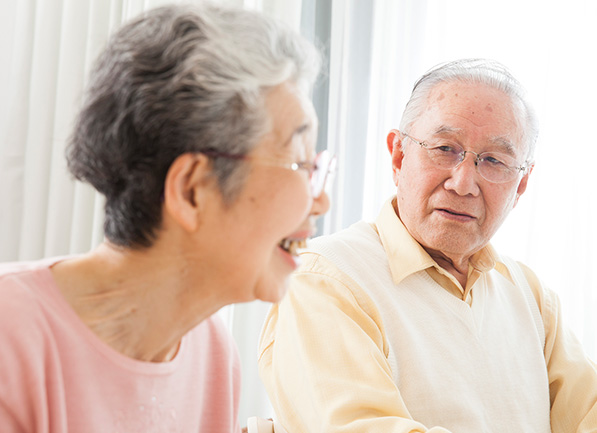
[402,133,530,184]
[203,149,336,198]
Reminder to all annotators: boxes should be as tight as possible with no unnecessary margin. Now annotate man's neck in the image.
[425,249,471,289]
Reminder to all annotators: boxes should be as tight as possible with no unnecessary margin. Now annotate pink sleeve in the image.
[0,277,68,433]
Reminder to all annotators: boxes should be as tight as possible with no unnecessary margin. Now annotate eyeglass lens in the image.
[425,144,521,183]
[310,151,336,197]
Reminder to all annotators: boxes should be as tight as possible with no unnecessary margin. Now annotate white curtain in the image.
[1,0,596,425]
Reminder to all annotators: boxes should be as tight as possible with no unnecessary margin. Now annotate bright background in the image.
[1,0,595,423]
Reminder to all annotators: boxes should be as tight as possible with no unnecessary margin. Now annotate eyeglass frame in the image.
[201,149,336,198]
[401,132,531,183]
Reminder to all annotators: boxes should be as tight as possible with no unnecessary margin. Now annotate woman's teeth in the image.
[279,238,307,256]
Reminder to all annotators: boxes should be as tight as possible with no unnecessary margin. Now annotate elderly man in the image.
[258,59,597,432]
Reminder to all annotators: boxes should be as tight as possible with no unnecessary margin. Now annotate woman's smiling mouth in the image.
[278,238,308,257]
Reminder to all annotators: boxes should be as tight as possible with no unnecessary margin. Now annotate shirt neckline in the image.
[34,257,187,375]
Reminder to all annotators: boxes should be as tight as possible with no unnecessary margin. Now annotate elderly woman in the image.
[0,3,331,432]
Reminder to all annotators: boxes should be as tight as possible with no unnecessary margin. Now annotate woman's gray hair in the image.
[66,3,321,248]
[399,58,538,162]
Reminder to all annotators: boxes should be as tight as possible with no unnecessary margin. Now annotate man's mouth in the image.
[439,208,475,219]
[278,238,308,257]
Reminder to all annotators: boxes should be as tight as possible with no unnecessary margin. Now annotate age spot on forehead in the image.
[436,92,445,101]
[485,103,493,112]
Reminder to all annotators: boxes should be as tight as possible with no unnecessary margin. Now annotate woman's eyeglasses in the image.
[202,149,336,198]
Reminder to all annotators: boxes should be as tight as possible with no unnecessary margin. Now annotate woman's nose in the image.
[310,189,330,217]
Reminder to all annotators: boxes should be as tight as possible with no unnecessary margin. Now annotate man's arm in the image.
[521,264,597,432]
[258,253,452,433]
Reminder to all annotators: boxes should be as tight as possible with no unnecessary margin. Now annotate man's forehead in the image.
[418,82,526,151]
[428,80,509,102]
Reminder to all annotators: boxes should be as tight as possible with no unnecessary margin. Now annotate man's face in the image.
[388,81,532,261]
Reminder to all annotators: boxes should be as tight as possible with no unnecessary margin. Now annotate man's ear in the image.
[387,129,405,185]
[163,153,213,232]
[513,164,534,208]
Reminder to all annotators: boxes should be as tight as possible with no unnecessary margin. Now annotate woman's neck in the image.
[51,242,224,362]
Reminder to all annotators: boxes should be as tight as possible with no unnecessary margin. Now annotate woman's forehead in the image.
[258,83,317,155]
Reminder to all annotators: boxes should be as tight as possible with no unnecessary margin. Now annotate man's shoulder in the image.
[299,220,389,285]
[308,220,381,256]
[513,260,559,321]
[498,257,550,305]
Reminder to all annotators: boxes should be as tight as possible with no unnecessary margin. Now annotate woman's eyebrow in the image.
[282,122,311,147]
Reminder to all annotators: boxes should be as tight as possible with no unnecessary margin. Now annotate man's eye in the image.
[483,155,507,166]
[431,142,459,154]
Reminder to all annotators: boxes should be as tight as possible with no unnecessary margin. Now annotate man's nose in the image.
[445,152,481,196]
[455,150,480,168]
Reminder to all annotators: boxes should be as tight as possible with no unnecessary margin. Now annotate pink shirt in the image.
[0,259,242,433]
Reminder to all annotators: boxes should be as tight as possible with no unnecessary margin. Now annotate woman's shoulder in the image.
[0,256,69,295]
[0,258,63,317]
[0,258,74,361]
[0,260,48,314]
[0,260,65,421]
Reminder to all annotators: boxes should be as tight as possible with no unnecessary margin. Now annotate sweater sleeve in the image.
[258,252,452,433]
[520,264,597,432]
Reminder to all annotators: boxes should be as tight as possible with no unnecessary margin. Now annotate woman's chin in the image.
[277,244,301,270]
[254,275,291,304]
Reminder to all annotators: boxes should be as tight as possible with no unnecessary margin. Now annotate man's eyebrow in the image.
[432,125,463,136]
[432,125,518,156]
[488,136,517,156]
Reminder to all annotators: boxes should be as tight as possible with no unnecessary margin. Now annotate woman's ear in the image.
[387,129,405,185]
[163,153,213,232]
